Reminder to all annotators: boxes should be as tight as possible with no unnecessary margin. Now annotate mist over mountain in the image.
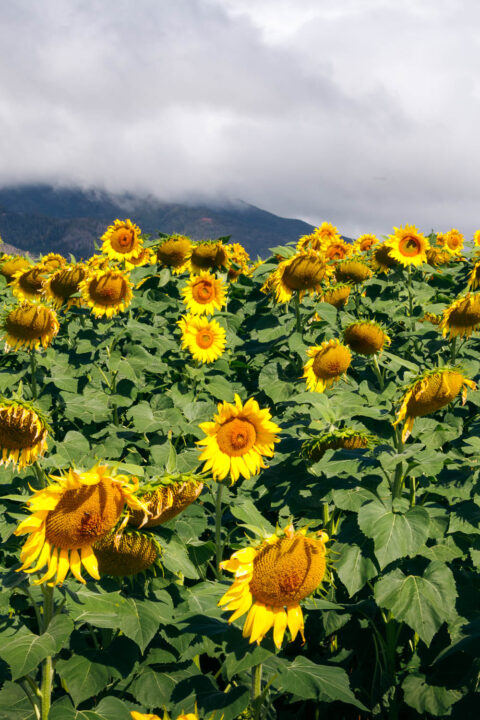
[0,185,316,259]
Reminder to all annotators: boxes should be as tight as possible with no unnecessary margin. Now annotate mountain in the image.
[0,185,316,260]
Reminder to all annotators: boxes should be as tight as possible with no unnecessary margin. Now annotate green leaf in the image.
[0,681,37,720]
[357,500,430,568]
[0,615,72,681]
[374,561,458,644]
[230,498,275,536]
[402,673,461,716]
[335,539,378,596]
[56,654,111,706]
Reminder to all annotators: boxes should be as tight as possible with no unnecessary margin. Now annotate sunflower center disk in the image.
[45,479,125,549]
[158,239,190,266]
[112,229,135,252]
[51,271,82,299]
[19,269,45,294]
[192,280,214,303]
[90,276,127,305]
[197,330,214,349]
[283,258,325,291]
[94,531,158,576]
[399,237,421,256]
[249,536,326,606]
[345,325,384,355]
[407,372,464,417]
[0,408,42,449]
[216,418,256,457]
[5,307,52,340]
[313,347,350,379]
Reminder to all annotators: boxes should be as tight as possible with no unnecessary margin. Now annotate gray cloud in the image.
[1,0,480,239]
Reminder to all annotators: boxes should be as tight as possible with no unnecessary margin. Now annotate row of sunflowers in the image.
[0,219,479,719]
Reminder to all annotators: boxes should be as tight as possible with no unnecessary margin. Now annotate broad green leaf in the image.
[335,539,378,596]
[56,654,111,706]
[0,681,37,720]
[402,673,461,716]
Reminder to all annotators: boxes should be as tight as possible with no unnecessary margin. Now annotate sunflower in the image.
[269,249,326,303]
[43,264,87,309]
[474,230,480,247]
[131,713,198,720]
[468,262,480,290]
[301,428,374,462]
[197,395,281,484]
[40,253,67,273]
[79,268,133,318]
[11,265,48,301]
[93,529,160,577]
[0,255,31,282]
[426,247,452,267]
[226,242,251,282]
[371,243,398,274]
[129,473,204,528]
[15,465,149,585]
[353,233,379,254]
[179,314,227,363]
[0,398,49,469]
[323,238,352,262]
[302,339,351,393]
[181,271,227,315]
[156,234,192,274]
[219,524,329,647]
[296,232,324,252]
[321,283,351,308]
[437,229,464,255]
[440,293,480,338]
[101,219,143,261]
[421,312,442,326]
[86,254,111,271]
[335,258,372,284]
[394,368,476,441]
[2,301,60,351]
[190,241,229,274]
[125,247,155,271]
[385,225,429,267]
[343,321,390,356]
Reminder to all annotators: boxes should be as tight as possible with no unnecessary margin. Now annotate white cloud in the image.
[0,0,480,238]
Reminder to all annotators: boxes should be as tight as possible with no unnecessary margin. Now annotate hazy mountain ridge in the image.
[0,185,317,259]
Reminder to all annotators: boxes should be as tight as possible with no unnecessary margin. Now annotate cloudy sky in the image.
[1,0,479,238]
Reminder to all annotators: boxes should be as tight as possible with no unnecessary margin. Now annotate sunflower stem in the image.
[392,429,405,499]
[409,476,416,507]
[215,482,224,575]
[251,662,263,717]
[449,336,458,365]
[40,584,55,720]
[294,292,301,332]
[20,679,40,720]
[406,265,414,320]
[30,351,38,401]
[372,354,385,391]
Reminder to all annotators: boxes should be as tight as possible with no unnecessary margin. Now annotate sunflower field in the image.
[0,221,479,720]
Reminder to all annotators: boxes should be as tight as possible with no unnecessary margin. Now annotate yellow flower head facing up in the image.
[178,314,227,363]
[438,228,464,256]
[323,238,352,262]
[86,254,111,271]
[101,219,143,261]
[303,339,351,393]
[0,255,31,282]
[11,265,49,301]
[393,368,476,441]
[79,268,133,318]
[93,529,160,577]
[15,464,149,585]
[385,225,429,267]
[270,250,326,303]
[181,271,227,315]
[371,243,399,274]
[343,321,391,356]
[2,301,60,351]
[468,262,480,290]
[43,264,87,309]
[226,242,251,281]
[353,233,379,254]
[190,241,229,274]
[129,473,205,528]
[40,253,67,273]
[197,395,281,484]
[335,258,373,284]
[296,232,324,252]
[321,283,351,308]
[219,524,329,648]
[301,428,374,463]
[440,293,480,339]
[0,398,50,469]
[156,235,192,274]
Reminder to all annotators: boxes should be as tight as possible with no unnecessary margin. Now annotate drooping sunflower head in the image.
[40,253,67,273]
[79,268,133,318]
[178,313,227,363]
[197,395,281,484]
[181,271,227,315]
[11,265,49,301]
[440,293,480,339]
[1,301,60,351]
[394,367,476,440]
[124,247,155,271]
[323,238,352,262]
[43,264,88,309]
[0,255,31,282]
[129,473,205,528]
[15,464,149,585]
[303,339,351,393]
[93,529,160,577]
[426,247,452,267]
[301,428,375,462]
[335,258,372,284]
[190,240,229,274]
[101,218,143,261]
[156,234,192,274]
[468,262,480,290]
[270,250,326,303]
[321,282,351,308]
[353,233,379,254]
[219,524,329,647]
[371,243,399,274]
[0,398,50,469]
[385,225,429,267]
[343,320,390,356]
[296,232,324,252]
